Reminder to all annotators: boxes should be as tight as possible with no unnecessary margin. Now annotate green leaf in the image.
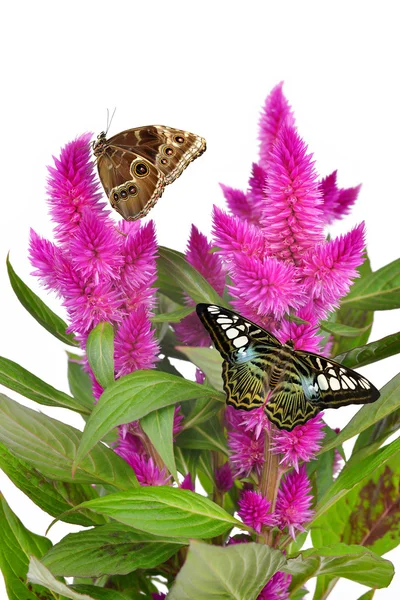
[311,454,400,557]
[27,556,95,600]
[0,443,106,526]
[67,487,242,538]
[7,254,77,346]
[177,346,223,391]
[71,586,132,600]
[141,405,178,481]
[42,523,185,577]
[357,591,375,600]
[152,305,194,322]
[340,257,400,310]
[157,246,225,305]
[320,321,371,338]
[0,355,89,413]
[335,331,400,368]
[177,417,228,454]
[0,494,53,600]
[86,322,115,389]
[319,372,400,454]
[168,540,286,600]
[285,544,394,592]
[67,352,96,411]
[313,436,400,521]
[75,370,224,468]
[351,408,400,461]
[0,393,138,489]
[182,396,221,430]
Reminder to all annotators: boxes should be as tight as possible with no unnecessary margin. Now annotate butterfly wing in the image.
[196,304,281,410]
[96,125,206,219]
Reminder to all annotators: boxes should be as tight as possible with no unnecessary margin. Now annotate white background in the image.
[1,1,399,598]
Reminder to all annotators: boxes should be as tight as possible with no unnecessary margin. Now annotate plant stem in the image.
[257,426,281,545]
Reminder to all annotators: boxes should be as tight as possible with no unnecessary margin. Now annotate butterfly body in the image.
[196,304,380,431]
[93,125,206,220]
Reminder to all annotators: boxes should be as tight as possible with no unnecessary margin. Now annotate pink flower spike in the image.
[257,571,292,600]
[120,221,158,293]
[275,465,314,539]
[173,405,184,438]
[229,254,304,319]
[228,430,264,477]
[246,162,268,220]
[259,82,295,166]
[320,171,361,224]
[271,413,325,472]
[240,406,270,440]
[212,205,266,259]
[262,125,324,264]
[129,454,171,487]
[69,209,123,281]
[47,133,107,244]
[186,225,225,296]
[238,490,277,533]
[220,184,254,223]
[337,184,362,219]
[115,432,145,466]
[114,307,159,377]
[29,229,63,293]
[302,222,366,316]
[215,462,234,493]
[180,473,195,491]
[174,312,212,347]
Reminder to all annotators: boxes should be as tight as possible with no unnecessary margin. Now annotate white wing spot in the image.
[361,378,371,389]
[226,328,239,339]
[221,324,230,330]
[237,325,246,331]
[316,357,323,369]
[208,306,219,312]
[217,318,232,324]
[342,375,355,390]
[252,329,261,334]
[330,377,341,391]
[350,377,357,386]
[233,336,248,348]
[359,379,367,389]
[341,381,348,389]
[317,374,329,391]
[328,368,336,377]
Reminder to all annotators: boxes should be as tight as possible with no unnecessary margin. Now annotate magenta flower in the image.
[215,462,234,493]
[275,466,314,539]
[271,414,325,472]
[221,184,255,224]
[180,473,195,491]
[120,220,158,295]
[238,490,277,533]
[174,312,211,347]
[240,406,270,440]
[173,406,184,438]
[29,230,63,293]
[257,571,292,600]
[259,81,295,166]
[185,225,225,296]
[228,430,264,477]
[114,307,159,377]
[129,454,171,487]
[320,170,361,225]
[213,205,266,259]
[115,432,145,465]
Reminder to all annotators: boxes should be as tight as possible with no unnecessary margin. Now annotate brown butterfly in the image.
[93,125,206,220]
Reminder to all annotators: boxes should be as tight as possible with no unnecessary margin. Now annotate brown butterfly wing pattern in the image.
[94,125,206,220]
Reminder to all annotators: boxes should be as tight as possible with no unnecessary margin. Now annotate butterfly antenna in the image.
[105,107,117,136]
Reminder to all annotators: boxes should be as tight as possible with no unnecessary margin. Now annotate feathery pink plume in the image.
[259,82,295,166]
[228,430,264,477]
[220,184,254,223]
[320,171,361,224]
[120,221,158,294]
[212,205,266,259]
[29,229,63,293]
[275,465,314,539]
[257,571,292,600]
[246,162,268,218]
[186,225,225,296]
[215,462,234,493]
[114,307,159,377]
[271,413,325,472]
[238,490,277,533]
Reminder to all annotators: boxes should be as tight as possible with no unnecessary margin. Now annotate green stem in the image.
[257,426,282,545]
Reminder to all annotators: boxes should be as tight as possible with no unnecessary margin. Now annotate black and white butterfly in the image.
[196,304,380,431]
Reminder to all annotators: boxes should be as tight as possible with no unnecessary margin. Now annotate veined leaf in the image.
[320,321,371,338]
[0,355,88,413]
[335,331,400,368]
[141,405,178,481]
[70,586,132,600]
[0,494,53,600]
[42,523,186,577]
[168,540,286,600]
[66,486,242,538]
[0,393,137,489]
[7,254,77,346]
[319,372,400,454]
[340,257,400,310]
[152,305,194,323]
[285,544,394,592]
[177,346,223,391]
[351,409,400,461]
[177,417,228,454]
[28,556,95,600]
[75,370,224,468]
[67,352,95,411]
[157,246,225,305]
[0,443,105,526]
[86,322,115,389]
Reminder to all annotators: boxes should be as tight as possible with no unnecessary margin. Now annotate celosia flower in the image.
[173,406,184,437]
[215,462,234,492]
[228,430,264,477]
[129,454,171,487]
[271,413,325,472]
[240,406,270,440]
[213,205,266,259]
[221,184,255,224]
[29,230,63,293]
[185,225,225,296]
[174,312,211,347]
[275,466,314,538]
[257,571,292,600]
[238,490,277,533]
[115,432,145,465]
[180,473,195,491]
[120,220,158,294]
[320,170,361,225]
[114,307,159,377]
[259,81,295,166]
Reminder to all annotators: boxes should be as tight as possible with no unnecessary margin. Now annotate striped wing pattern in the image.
[196,304,380,431]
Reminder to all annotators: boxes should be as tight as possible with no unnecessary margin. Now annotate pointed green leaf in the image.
[7,255,78,346]
[141,405,178,481]
[177,346,223,391]
[68,352,96,410]
[0,393,137,489]
[75,370,224,467]
[340,257,400,310]
[357,591,375,600]
[70,586,132,600]
[86,322,115,389]
[168,540,286,600]
[0,355,89,413]
[177,417,228,454]
[351,408,400,460]
[42,523,186,577]
[157,246,225,305]
[319,372,400,454]
[152,305,194,322]
[67,487,241,538]
[320,321,371,338]
[335,331,400,368]
[286,544,394,591]
[0,494,53,600]
[28,556,95,599]
[0,443,105,526]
